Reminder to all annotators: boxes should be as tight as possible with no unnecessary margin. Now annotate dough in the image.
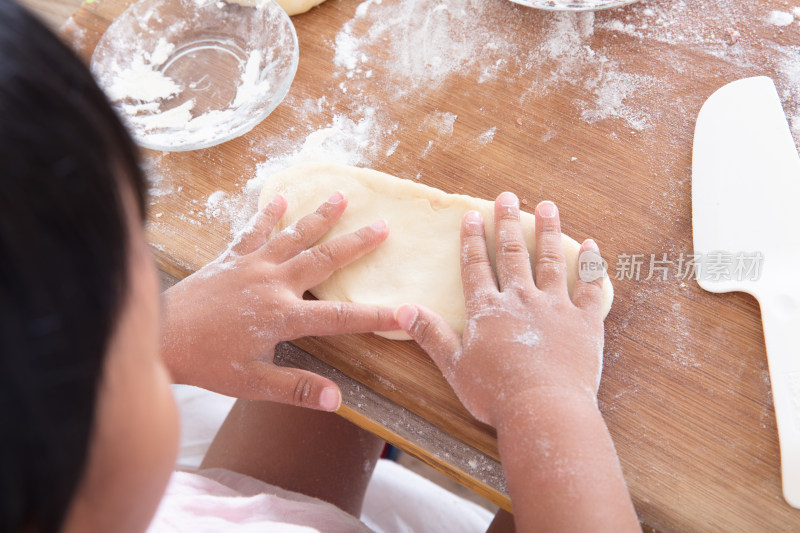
[275,0,327,15]
[226,0,326,15]
[258,163,614,340]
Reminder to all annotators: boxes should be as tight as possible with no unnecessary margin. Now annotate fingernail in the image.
[271,193,286,206]
[537,201,556,218]
[584,238,599,252]
[465,210,483,226]
[395,305,418,330]
[371,219,388,232]
[328,191,344,204]
[498,192,518,208]
[320,387,341,411]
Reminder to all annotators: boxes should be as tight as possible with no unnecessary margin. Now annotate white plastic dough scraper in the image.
[692,76,800,508]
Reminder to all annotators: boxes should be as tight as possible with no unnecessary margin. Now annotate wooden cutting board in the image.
[63,0,800,529]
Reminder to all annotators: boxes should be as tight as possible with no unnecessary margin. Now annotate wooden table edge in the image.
[274,342,512,512]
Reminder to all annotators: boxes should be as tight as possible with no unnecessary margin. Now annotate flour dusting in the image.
[513,328,541,347]
[248,107,387,197]
[768,10,795,27]
[193,105,397,236]
[473,127,497,147]
[329,0,800,133]
[333,0,520,92]
[60,16,88,52]
[331,1,654,129]
[104,38,179,103]
[420,111,458,137]
[778,49,800,142]
[103,46,273,143]
[205,190,228,218]
[145,0,800,264]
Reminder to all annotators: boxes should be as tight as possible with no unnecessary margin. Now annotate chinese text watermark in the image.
[610,252,763,282]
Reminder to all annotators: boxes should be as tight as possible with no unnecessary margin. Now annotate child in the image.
[0,1,639,531]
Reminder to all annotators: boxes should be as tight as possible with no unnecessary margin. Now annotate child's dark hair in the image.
[0,1,148,531]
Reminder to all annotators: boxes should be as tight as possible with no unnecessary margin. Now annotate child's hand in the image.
[161,192,398,411]
[395,193,605,427]
[397,193,638,531]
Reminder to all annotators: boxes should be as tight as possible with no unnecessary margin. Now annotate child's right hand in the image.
[395,192,605,427]
[398,193,639,531]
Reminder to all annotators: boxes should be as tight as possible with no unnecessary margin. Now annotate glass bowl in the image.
[508,0,639,10]
[91,0,298,151]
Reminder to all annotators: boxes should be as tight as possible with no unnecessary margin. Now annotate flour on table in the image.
[332,0,651,129]
[142,156,174,208]
[160,0,800,244]
[768,10,795,27]
[473,127,497,147]
[419,111,457,138]
[247,107,387,196]
[60,16,87,52]
[385,140,401,157]
[333,0,523,92]
[206,191,228,219]
[193,105,398,236]
[778,50,800,141]
[332,0,800,133]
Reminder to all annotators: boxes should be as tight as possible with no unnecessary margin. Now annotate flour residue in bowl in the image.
[151,50,271,130]
[102,45,272,139]
[91,0,298,151]
[105,38,180,103]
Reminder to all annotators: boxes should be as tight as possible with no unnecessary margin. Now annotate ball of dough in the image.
[258,163,614,340]
[275,0,327,15]
[226,0,327,15]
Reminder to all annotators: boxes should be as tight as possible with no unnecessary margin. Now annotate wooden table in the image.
[59,0,800,529]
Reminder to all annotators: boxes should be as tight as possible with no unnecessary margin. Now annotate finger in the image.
[229,194,287,256]
[533,201,568,293]
[294,301,399,336]
[460,210,498,305]
[396,304,461,377]
[243,362,342,411]
[572,239,605,314]
[263,191,348,263]
[286,220,389,290]
[493,192,535,293]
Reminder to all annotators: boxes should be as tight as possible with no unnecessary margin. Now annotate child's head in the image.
[1,1,178,531]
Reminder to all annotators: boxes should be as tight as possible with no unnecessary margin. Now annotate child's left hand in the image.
[160,192,398,411]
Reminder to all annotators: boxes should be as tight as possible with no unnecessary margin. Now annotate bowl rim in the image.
[91,0,300,152]
[505,0,639,11]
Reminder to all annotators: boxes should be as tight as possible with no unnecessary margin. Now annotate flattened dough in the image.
[258,163,614,340]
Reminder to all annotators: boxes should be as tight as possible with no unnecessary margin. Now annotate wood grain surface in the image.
[61,0,800,530]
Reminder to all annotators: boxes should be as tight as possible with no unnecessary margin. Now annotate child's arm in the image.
[160,192,398,411]
[395,193,639,532]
